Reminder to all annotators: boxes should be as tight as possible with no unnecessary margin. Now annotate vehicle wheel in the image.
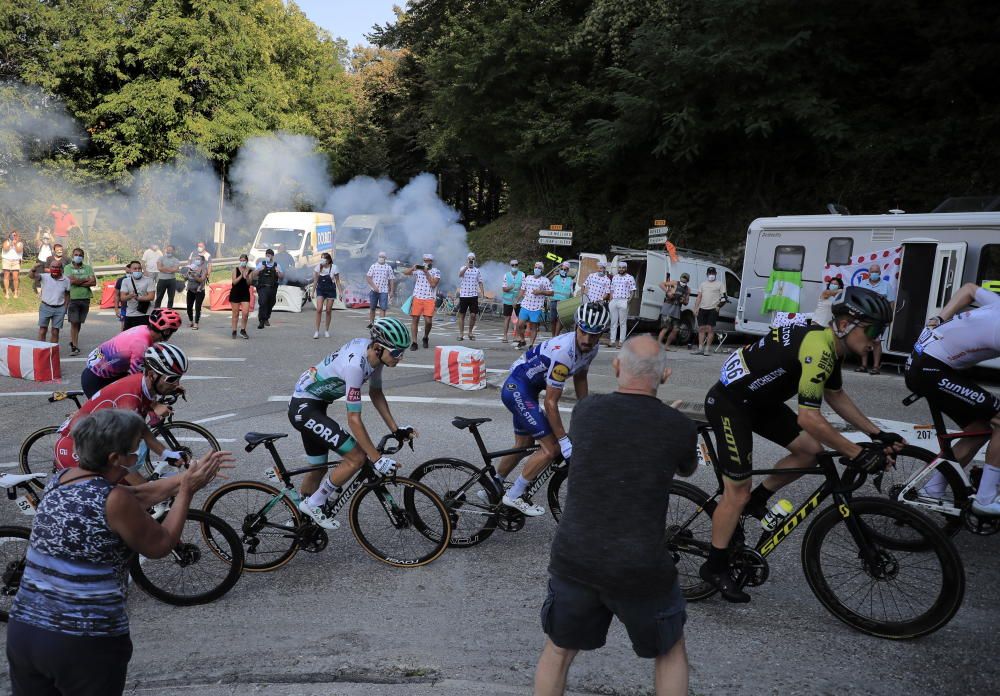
[801,498,965,639]
[0,526,31,622]
[548,466,568,522]
[202,480,301,572]
[868,445,965,536]
[677,315,696,346]
[129,509,244,606]
[665,481,719,601]
[408,458,498,548]
[350,476,451,567]
[154,421,220,468]
[18,426,59,490]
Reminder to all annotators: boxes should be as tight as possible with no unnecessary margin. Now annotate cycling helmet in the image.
[149,308,182,333]
[371,317,412,351]
[143,343,189,377]
[575,302,611,334]
[831,286,893,324]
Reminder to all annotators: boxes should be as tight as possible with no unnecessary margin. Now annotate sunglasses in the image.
[159,374,182,384]
[855,322,885,339]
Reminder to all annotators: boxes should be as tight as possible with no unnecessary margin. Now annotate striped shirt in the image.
[366,262,394,293]
[459,266,482,298]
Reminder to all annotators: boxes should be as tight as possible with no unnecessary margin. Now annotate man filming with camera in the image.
[658,272,690,350]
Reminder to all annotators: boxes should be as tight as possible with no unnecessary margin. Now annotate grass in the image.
[468,213,547,265]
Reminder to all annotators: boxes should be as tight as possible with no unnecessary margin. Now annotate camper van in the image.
[736,210,1000,366]
[334,215,407,264]
[248,212,335,268]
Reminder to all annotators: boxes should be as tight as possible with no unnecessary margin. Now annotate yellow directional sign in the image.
[546,252,563,263]
[549,224,563,231]
[653,219,667,227]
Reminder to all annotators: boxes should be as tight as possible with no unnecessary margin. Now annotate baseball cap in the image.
[423,253,434,261]
[467,252,476,259]
[618,261,628,268]
[597,261,607,268]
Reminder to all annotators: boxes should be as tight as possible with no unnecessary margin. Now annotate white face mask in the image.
[533,268,542,276]
[707,274,717,281]
[559,270,567,277]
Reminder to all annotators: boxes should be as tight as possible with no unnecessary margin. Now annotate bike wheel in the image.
[665,481,719,600]
[872,445,965,536]
[150,421,220,471]
[801,497,965,639]
[202,480,301,572]
[18,426,59,490]
[408,458,498,548]
[548,466,568,522]
[0,526,31,622]
[350,476,451,567]
[129,508,244,606]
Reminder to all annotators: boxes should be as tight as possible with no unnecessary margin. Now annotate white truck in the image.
[334,215,407,265]
[248,212,335,268]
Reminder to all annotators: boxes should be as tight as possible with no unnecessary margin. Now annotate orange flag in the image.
[665,240,679,263]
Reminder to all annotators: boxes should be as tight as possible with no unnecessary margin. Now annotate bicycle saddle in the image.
[244,432,289,445]
[50,390,84,401]
[0,472,47,488]
[451,416,491,430]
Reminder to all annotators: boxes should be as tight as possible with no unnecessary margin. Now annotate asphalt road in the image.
[0,304,997,695]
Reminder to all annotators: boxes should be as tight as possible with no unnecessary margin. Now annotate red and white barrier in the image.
[434,346,486,391]
[0,338,61,382]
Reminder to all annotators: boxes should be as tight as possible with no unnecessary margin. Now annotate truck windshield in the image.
[338,226,373,245]
[256,228,305,250]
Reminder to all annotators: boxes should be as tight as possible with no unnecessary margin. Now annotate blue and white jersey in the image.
[508,331,598,392]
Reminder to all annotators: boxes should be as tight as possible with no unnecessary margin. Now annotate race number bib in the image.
[913,327,938,354]
[720,350,750,386]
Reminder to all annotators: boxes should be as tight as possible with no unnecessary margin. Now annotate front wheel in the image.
[665,481,719,601]
[0,526,31,622]
[129,508,244,606]
[408,458,498,548]
[801,497,965,639]
[548,466,568,522]
[18,426,60,490]
[350,476,451,567]
[149,421,221,473]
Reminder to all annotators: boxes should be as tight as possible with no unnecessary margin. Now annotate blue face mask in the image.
[72,255,83,264]
[870,272,880,281]
[533,268,542,276]
[559,270,567,277]
[131,271,143,280]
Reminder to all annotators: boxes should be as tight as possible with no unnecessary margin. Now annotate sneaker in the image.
[410,342,418,351]
[469,334,476,340]
[69,343,80,356]
[501,494,545,517]
[232,331,237,339]
[313,331,319,339]
[240,329,249,339]
[324,331,329,338]
[258,322,265,329]
[366,322,373,329]
[422,337,429,349]
[971,497,1000,516]
[699,562,750,603]
[690,348,700,355]
[298,500,340,530]
[700,349,709,356]
[457,335,464,341]
[264,320,271,327]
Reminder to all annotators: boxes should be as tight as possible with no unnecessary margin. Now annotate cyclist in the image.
[290,317,416,529]
[494,302,610,516]
[55,343,190,484]
[904,282,1000,515]
[81,307,182,397]
[701,287,904,602]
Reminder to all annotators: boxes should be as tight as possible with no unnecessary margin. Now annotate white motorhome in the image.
[335,215,407,264]
[248,212,335,268]
[736,210,1000,366]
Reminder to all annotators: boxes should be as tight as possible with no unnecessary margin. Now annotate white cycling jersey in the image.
[508,330,598,391]
[915,288,1000,369]
[292,337,383,410]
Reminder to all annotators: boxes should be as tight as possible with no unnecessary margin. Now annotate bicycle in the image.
[202,431,452,571]
[666,421,965,639]
[407,416,568,547]
[0,470,244,614]
[19,390,220,488]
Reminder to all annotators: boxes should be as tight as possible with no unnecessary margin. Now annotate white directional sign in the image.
[648,226,670,238]
[539,229,573,239]
[648,235,668,246]
[538,237,572,246]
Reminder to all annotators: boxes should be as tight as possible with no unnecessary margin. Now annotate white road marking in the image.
[267,394,572,413]
[60,357,247,363]
[0,391,61,397]
[193,413,236,424]
[173,437,237,443]
[0,462,18,469]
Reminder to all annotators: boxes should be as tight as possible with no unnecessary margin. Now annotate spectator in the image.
[534,335,695,696]
[658,272,691,351]
[812,276,844,328]
[5,409,230,696]
[155,244,181,309]
[48,203,78,240]
[857,263,895,375]
[273,243,295,284]
[119,260,155,330]
[189,241,212,270]
[252,248,283,329]
[2,229,24,299]
[549,262,575,336]
[583,261,612,305]
[365,251,394,326]
[312,252,342,339]
[402,253,441,350]
[34,228,54,264]
[29,257,70,343]
[65,247,97,356]
[501,259,525,344]
[141,243,162,279]
[691,266,726,356]
[112,263,129,329]
[457,252,484,341]
[608,261,637,348]
[183,254,209,330]
[43,243,65,270]
[514,261,553,349]
[229,254,252,340]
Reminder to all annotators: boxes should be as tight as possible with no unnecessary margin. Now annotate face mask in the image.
[72,255,83,264]
[239,260,247,268]
[533,268,542,276]
[827,283,838,291]
[54,249,64,257]
[707,274,717,281]
[511,266,518,272]
[870,272,880,281]
[50,268,63,278]
[559,270,567,277]
[265,259,274,267]
[378,257,386,264]
[131,271,143,280]
[197,246,205,253]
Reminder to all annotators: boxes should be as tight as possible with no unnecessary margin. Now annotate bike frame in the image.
[447,421,559,503]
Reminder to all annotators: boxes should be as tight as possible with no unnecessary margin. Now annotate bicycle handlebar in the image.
[375,432,414,457]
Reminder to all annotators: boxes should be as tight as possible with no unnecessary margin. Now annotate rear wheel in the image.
[408,458,498,548]
[350,476,451,567]
[665,481,718,601]
[18,426,59,490]
[202,481,301,572]
[870,445,966,536]
[547,466,569,522]
[0,526,31,622]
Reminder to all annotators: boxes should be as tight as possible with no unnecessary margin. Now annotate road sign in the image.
[539,237,572,246]
[545,252,564,263]
[539,229,573,239]
[213,222,226,244]
[648,226,669,238]
[648,235,668,246]
[653,219,667,227]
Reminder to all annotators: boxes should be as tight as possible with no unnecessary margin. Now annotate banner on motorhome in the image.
[824,246,902,298]
[762,270,802,312]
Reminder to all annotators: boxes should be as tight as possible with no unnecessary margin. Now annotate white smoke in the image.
[229,133,331,215]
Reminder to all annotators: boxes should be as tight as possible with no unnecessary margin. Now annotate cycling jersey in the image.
[913,288,1000,370]
[291,338,383,412]
[54,373,157,469]
[718,324,843,409]
[85,326,155,378]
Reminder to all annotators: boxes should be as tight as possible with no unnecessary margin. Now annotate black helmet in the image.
[831,286,893,324]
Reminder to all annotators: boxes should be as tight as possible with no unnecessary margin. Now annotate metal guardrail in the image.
[17,257,240,279]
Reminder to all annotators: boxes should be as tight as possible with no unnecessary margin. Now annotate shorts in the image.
[518,307,543,323]
[368,291,389,310]
[410,297,435,317]
[81,367,120,399]
[316,284,337,300]
[550,299,563,318]
[660,314,682,330]
[288,397,357,457]
[541,574,686,659]
[67,298,91,323]
[697,308,719,327]
[704,382,802,482]
[458,296,479,315]
[500,378,551,439]
[502,303,522,317]
[904,352,1000,428]
[3,259,21,271]
[38,303,66,329]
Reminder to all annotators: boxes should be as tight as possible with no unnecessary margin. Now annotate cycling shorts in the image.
[288,397,357,457]
[501,377,552,439]
[904,352,1000,428]
[704,382,802,482]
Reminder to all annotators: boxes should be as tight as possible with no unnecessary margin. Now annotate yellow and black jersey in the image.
[718,324,842,409]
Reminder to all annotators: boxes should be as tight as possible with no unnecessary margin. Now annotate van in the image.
[248,212,335,268]
[335,215,407,265]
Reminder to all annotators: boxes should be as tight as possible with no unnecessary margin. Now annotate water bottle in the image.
[760,499,794,532]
